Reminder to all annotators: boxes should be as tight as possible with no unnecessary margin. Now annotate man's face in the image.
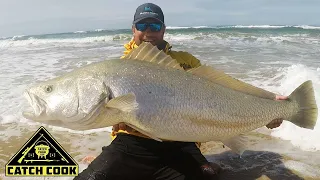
[132,18,165,46]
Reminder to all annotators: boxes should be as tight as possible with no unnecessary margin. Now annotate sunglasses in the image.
[135,23,163,32]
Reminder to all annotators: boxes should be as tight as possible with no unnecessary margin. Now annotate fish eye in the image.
[45,85,53,93]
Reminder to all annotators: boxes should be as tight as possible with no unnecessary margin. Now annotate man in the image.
[75,3,285,180]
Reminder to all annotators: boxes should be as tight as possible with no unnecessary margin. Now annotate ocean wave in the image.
[1,33,317,49]
[166,26,209,29]
[11,35,27,41]
[232,25,288,29]
[3,25,320,42]
[112,34,132,41]
[224,25,320,30]
[164,32,319,46]
[0,34,132,48]
[1,25,319,49]
[259,64,320,151]
[165,33,197,41]
[0,37,110,48]
[95,29,105,32]
[73,31,87,33]
[236,64,320,152]
[294,25,320,30]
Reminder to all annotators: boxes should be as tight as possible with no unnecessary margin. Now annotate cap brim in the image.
[133,17,164,24]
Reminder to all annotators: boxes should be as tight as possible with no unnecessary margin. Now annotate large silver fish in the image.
[23,42,318,154]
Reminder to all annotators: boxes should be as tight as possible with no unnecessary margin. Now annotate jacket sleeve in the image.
[168,51,202,70]
[188,53,202,68]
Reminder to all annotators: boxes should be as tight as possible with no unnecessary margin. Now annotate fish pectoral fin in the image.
[105,93,139,112]
[125,123,163,142]
[221,134,248,156]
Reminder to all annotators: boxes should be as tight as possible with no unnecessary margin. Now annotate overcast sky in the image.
[1,0,320,37]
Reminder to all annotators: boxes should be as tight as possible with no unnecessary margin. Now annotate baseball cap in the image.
[133,3,164,24]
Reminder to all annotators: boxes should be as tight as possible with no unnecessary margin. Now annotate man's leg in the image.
[74,134,156,180]
[180,142,221,180]
[150,141,221,180]
[74,135,220,180]
[152,142,208,180]
[74,145,120,180]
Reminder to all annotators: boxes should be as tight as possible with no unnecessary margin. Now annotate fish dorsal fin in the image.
[187,65,276,99]
[122,42,183,70]
[123,42,275,99]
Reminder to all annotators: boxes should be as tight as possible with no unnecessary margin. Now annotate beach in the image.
[1,25,320,179]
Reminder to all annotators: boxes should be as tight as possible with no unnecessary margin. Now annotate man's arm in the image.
[266,95,287,129]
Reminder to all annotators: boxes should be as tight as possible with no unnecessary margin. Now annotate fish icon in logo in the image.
[144,7,152,12]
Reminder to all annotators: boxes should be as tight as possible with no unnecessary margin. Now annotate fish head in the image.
[22,75,111,125]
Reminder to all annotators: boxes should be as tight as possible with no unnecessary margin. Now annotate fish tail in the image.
[288,80,318,129]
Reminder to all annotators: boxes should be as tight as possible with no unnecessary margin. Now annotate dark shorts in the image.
[74,133,208,180]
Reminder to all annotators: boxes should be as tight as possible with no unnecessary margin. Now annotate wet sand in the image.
[199,131,320,180]
[1,124,320,180]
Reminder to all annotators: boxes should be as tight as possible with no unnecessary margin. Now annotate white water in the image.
[268,65,320,151]
[0,34,319,150]
[0,29,319,178]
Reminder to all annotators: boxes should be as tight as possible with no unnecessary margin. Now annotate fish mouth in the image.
[22,91,47,119]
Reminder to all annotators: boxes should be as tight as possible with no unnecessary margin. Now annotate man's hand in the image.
[275,95,288,101]
[266,118,283,129]
[201,162,222,180]
[82,156,96,164]
[266,95,288,129]
[112,123,136,133]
